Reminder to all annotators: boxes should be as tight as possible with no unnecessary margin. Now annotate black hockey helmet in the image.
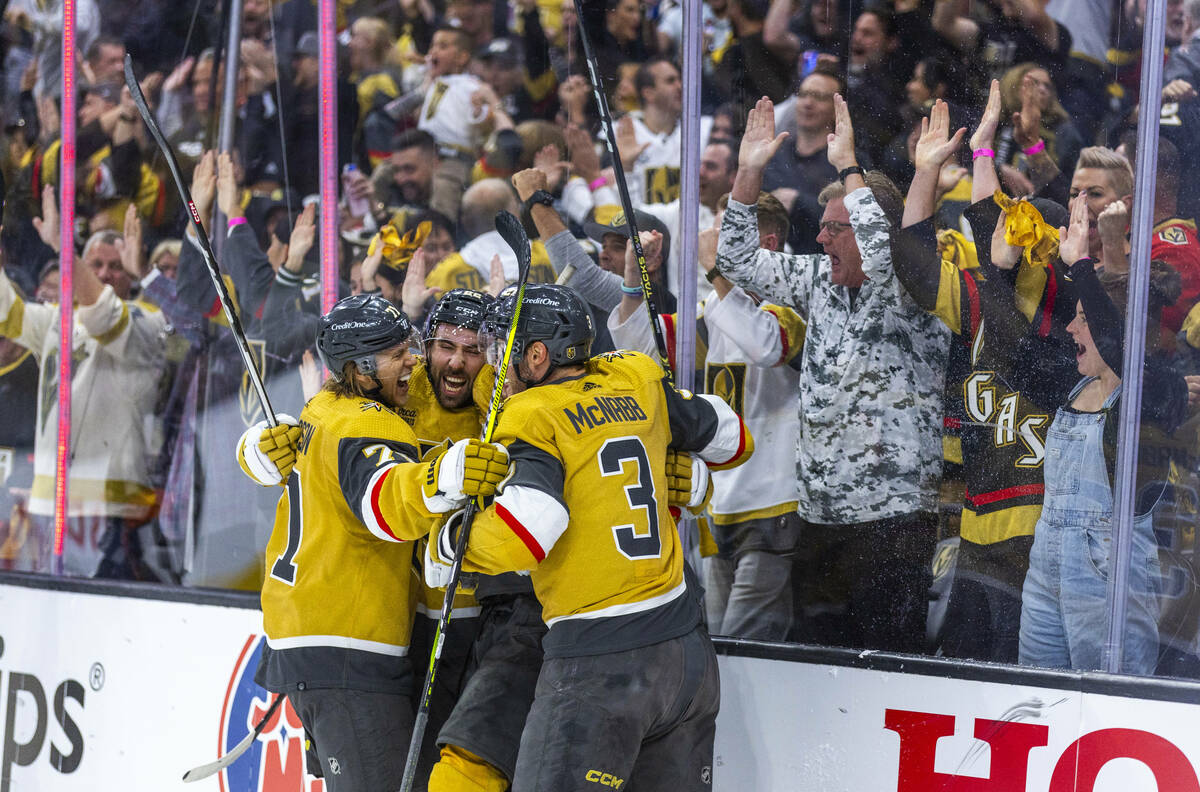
[316,294,422,381]
[481,284,594,375]
[425,288,494,337]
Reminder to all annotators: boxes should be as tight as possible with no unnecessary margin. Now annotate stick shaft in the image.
[400,227,532,792]
[122,56,277,426]
[572,0,673,382]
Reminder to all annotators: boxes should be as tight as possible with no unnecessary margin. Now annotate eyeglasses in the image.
[819,220,853,236]
[797,89,836,102]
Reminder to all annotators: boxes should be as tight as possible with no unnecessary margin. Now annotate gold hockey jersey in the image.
[257,389,442,693]
[455,351,752,657]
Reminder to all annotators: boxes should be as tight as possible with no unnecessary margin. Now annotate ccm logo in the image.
[886,708,1200,792]
[585,769,625,788]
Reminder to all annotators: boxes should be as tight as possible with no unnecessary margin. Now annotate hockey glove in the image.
[422,438,511,513]
[236,415,302,486]
[424,509,468,589]
[666,450,713,516]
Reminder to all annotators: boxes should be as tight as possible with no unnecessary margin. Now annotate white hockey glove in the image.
[421,438,510,513]
[236,414,301,486]
[666,450,713,516]
[424,510,467,589]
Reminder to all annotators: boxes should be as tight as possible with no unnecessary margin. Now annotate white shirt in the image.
[418,73,489,154]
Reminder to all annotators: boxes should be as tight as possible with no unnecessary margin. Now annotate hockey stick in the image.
[572,0,673,383]
[122,55,277,427]
[399,210,532,792]
[181,693,283,782]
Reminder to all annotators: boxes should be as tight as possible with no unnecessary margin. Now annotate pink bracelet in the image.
[1023,139,1046,156]
[589,176,608,191]
[972,148,995,161]
[227,216,248,229]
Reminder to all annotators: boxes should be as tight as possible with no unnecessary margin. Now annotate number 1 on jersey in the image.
[270,472,303,585]
[598,437,662,560]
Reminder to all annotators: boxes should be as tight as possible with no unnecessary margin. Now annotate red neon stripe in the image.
[318,0,339,320]
[55,0,78,567]
[369,467,404,541]
[495,502,545,562]
[965,483,1045,507]
[710,418,748,469]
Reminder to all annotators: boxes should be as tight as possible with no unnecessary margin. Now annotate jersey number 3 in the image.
[599,437,662,560]
[270,472,303,585]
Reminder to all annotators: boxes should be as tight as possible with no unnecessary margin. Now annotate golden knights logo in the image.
[706,362,746,416]
[238,339,268,428]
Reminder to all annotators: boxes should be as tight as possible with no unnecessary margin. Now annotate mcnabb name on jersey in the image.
[564,396,648,434]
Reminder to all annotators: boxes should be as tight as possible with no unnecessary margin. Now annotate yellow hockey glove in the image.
[666,450,713,515]
[422,438,511,512]
[236,415,301,486]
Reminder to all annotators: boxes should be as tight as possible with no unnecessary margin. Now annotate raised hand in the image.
[913,99,966,173]
[1012,73,1043,151]
[990,211,1022,270]
[1097,200,1129,248]
[488,254,506,297]
[533,143,569,191]
[31,184,60,254]
[511,167,549,203]
[1058,193,1091,265]
[285,204,317,272]
[739,96,789,172]
[191,150,217,229]
[970,79,1002,152]
[402,248,439,320]
[120,203,147,278]
[826,94,857,171]
[565,125,601,183]
[616,114,650,170]
[163,57,195,94]
[216,152,243,220]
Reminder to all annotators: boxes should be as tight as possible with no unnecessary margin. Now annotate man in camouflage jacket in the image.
[715,96,949,653]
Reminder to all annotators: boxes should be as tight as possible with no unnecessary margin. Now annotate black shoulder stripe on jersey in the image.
[506,439,568,510]
[337,436,420,525]
[660,377,719,453]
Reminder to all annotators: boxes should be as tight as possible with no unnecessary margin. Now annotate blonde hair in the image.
[150,239,181,267]
[1077,146,1134,198]
[351,18,394,64]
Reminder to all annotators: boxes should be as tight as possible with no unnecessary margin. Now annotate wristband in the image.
[620,283,643,296]
[589,176,608,191]
[227,216,248,230]
[1022,139,1046,156]
[704,265,723,283]
[972,148,995,161]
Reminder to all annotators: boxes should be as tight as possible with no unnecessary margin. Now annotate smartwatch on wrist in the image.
[838,166,865,184]
[523,190,555,211]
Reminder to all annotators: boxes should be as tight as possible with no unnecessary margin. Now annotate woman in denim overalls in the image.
[1015,201,1193,673]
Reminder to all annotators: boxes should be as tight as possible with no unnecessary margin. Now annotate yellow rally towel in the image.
[369,221,432,281]
[993,190,1060,269]
[937,229,979,271]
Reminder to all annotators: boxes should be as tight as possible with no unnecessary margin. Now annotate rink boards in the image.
[3,573,1200,792]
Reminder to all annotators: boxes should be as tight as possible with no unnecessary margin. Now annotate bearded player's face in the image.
[428,324,486,409]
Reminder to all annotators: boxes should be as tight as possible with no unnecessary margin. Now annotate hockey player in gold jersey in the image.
[235,294,509,790]
[426,284,753,791]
